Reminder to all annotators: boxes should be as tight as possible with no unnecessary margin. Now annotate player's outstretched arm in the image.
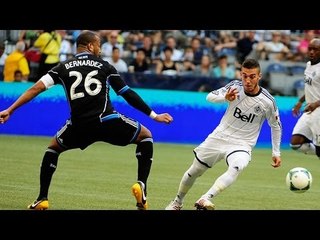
[121,88,173,124]
[0,80,47,124]
[206,86,238,103]
[149,111,173,124]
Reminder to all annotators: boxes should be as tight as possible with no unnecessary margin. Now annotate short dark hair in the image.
[242,58,260,71]
[14,70,22,75]
[136,48,146,54]
[163,46,173,53]
[112,46,120,52]
[218,54,227,60]
[76,30,98,47]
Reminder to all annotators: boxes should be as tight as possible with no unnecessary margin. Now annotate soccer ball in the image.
[286,167,312,193]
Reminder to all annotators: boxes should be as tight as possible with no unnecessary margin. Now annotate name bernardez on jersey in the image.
[47,52,128,125]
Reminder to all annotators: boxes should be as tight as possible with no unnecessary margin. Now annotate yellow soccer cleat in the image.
[28,198,49,210]
[131,181,148,210]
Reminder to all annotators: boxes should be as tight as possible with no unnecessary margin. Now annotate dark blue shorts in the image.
[55,113,141,150]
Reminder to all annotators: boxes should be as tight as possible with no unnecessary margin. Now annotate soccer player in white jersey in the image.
[166,58,282,210]
[291,38,320,158]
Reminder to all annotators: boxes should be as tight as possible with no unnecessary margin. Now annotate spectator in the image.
[190,37,206,65]
[155,46,180,75]
[256,31,290,61]
[128,48,150,73]
[193,55,214,92]
[214,31,237,59]
[3,41,30,82]
[160,35,184,62]
[193,55,213,77]
[179,59,195,75]
[104,46,128,73]
[150,31,163,61]
[0,41,7,80]
[19,30,40,50]
[182,45,194,62]
[58,30,74,62]
[236,30,258,65]
[101,30,124,59]
[34,30,62,80]
[140,35,155,65]
[211,54,239,80]
[13,69,24,82]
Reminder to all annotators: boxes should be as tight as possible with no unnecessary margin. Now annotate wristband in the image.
[149,111,158,119]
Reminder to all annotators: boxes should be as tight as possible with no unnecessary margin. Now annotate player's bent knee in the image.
[188,159,208,176]
[227,152,250,172]
[230,163,247,173]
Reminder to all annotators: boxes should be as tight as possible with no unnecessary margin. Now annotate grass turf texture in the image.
[0,134,319,210]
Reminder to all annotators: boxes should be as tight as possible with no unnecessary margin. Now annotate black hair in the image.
[136,48,146,54]
[218,54,227,60]
[112,46,120,52]
[242,58,260,71]
[14,69,22,75]
[76,30,98,47]
[163,46,173,53]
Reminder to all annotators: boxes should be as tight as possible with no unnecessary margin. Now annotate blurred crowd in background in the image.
[0,30,317,96]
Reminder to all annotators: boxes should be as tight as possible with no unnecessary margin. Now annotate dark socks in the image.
[136,138,153,194]
[37,149,59,200]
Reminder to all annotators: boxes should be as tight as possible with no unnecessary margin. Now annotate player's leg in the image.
[166,138,221,210]
[310,111,320,158]
[28,137,66,210]
[28,120,78,210]
[166,157,209,210]
[290,114,316,155]
[132,124,153,210]
[291,134,315,154]
[100,114,152,209]
[134,125,153,191]
[196,150,250,210]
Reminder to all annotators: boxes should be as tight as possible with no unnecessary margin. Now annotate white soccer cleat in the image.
[165,200,183,210]
[194,198,215,210]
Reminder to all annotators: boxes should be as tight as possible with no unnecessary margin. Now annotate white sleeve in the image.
[40,74,55,89]
[206,87,228,103]
[267,106,282,157]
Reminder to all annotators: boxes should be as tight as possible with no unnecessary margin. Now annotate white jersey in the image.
[304,61,320,104]
[206,80,282,157]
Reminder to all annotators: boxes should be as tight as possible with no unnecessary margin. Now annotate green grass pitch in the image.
[0,134,319,210]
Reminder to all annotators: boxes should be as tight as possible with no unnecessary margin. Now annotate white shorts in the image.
[292,107,320,146]
[193,136,252,168]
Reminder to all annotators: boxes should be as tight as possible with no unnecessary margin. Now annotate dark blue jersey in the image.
[48,52,129,125]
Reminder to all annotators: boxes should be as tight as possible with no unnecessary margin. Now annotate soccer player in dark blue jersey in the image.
[0,30,173,210]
